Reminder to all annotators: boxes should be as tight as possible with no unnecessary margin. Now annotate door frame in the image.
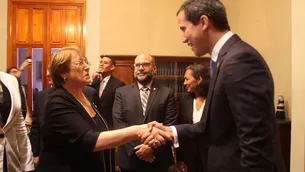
[7,0,86,110]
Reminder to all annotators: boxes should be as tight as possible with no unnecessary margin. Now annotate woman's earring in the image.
[64,78,67,82]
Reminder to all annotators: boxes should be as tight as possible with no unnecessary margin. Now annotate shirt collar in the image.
[210,31,234,62]
[137,81,152,90]
[101,75,111,83]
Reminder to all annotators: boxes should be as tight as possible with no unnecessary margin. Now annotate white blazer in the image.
[0,72,34,172]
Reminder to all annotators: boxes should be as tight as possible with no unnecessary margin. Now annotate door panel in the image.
[51,47,61,55]
[32,8,45,44]
[50,8,65,45]
[17,48,29,87]
[32,48,43,109]
[65,8,80,45]
[16,7,30,44]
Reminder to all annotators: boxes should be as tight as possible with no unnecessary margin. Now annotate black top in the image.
[91,115,111,171]
[37,88,111,172]
[29,87,55,157]
[16,78,27,119]
[0,81,11,125]
[30,86,99,158]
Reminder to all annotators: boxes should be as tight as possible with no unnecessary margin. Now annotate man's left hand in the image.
[135,144,155,162]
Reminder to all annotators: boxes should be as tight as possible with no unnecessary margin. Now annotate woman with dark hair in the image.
[176,64,209,172]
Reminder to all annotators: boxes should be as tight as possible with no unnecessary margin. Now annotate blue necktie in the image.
[210,59,216,78]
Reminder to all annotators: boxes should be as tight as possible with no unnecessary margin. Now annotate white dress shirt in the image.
[171,31,234,148]
[99,75,111,98]
[192,99,205,124]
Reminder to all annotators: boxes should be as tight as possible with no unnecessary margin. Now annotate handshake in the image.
[140,121,174,147]
[134,121,174,163]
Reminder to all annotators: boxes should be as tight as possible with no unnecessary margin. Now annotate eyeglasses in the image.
[132,62,152,69]
[72,59,91,67]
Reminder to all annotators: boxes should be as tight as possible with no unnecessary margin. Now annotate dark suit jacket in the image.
[113,82,177,172]
[176,93,206,172]
[29,86,98,157]
[175,34,285,172]
[16,77,27,119]
[29,87,55,157]
[91,76,125,129]
[36,87,111,172]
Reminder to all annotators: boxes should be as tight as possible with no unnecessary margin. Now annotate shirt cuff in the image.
[170,126,179,148]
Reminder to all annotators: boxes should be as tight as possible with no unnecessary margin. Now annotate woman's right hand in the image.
[33,156,39,167]
[136,124,152,138]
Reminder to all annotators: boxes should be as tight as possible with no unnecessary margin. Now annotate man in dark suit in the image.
[90,56,125,172]
[90,56,125,129]
[142,1,286,172]
[113,53,177,172]
[29,70,99,167]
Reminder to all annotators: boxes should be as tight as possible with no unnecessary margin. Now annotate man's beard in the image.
[135,72,153,85]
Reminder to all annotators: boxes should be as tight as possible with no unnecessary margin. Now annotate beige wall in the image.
[99,0,193,56]
[0,0,7,72]
[223,0,292,117]
[86,0,101,73]
[291,0,305,170]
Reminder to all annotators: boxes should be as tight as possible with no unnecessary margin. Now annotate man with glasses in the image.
[113,53,177,172]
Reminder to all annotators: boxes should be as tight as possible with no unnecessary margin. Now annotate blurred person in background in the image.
[0,71,34,172]
[7,59,31,122]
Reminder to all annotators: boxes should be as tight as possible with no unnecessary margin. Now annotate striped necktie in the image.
[140,86,149,116]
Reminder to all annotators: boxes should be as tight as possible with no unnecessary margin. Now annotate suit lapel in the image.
[186,94,194,124]
[92,77,101,91]
[203,34,241,122]
[131,83,145,121]
[143,82,158,122]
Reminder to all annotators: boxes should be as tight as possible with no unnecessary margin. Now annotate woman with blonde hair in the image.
[37,46,151,172]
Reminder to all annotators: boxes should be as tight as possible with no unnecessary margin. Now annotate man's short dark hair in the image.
[100,55,116,65]
[177,0,230,31]
[7,67,18,73]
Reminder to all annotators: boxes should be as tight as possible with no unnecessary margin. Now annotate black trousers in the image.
[3,148,7,172]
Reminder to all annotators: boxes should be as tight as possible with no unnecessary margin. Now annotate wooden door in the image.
[7,0,86,111]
